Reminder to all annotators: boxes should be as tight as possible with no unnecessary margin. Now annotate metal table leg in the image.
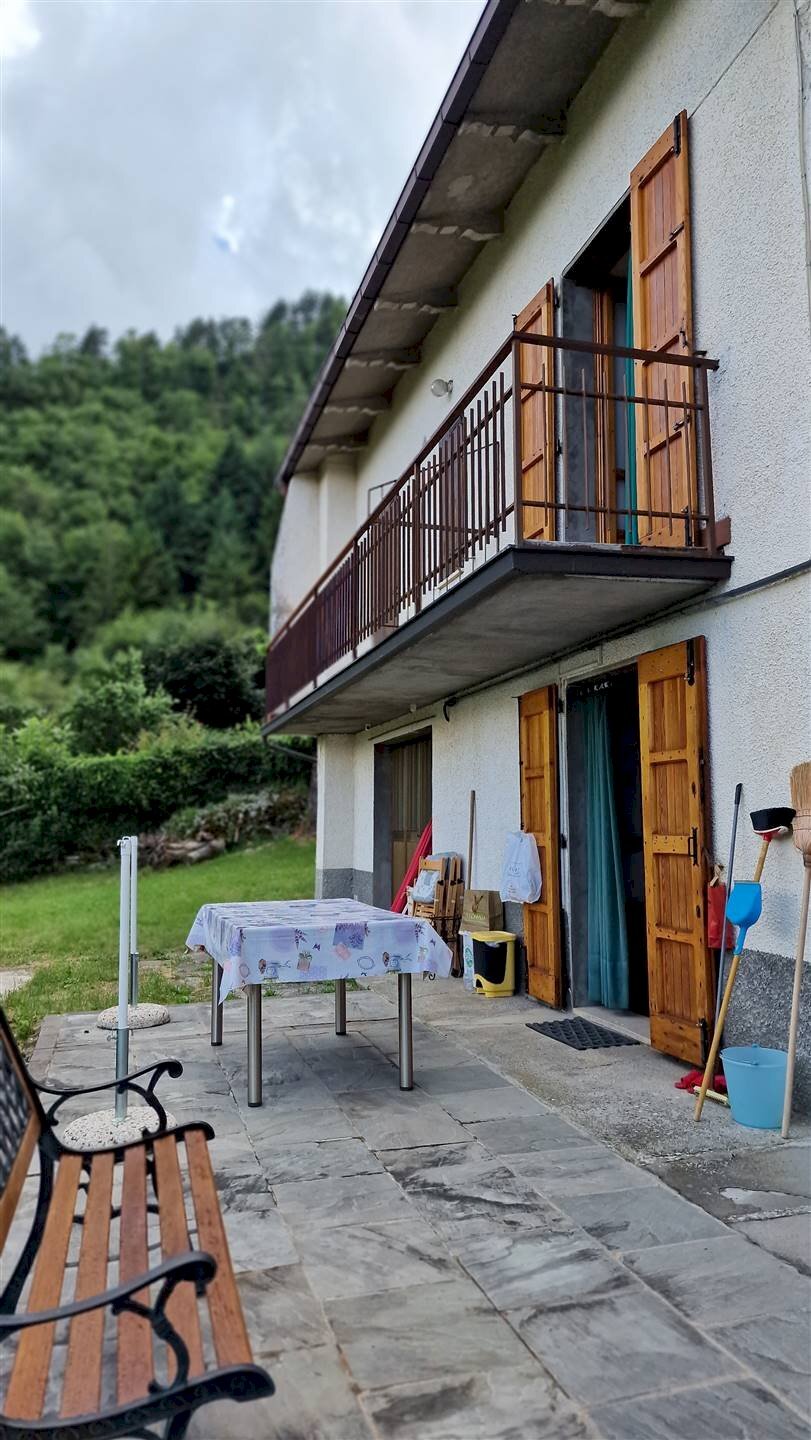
[335,978,347,1035]
[398,973,413,1090]
[210,961,223,1046]
[247,984,263,1107]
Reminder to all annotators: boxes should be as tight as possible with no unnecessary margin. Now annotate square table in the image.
[186,898,453,1105]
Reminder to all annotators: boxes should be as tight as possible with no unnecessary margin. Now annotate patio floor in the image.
[16,982,811,1438]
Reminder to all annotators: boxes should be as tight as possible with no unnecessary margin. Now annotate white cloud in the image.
[3,0,482,351]
[0,0,40,60]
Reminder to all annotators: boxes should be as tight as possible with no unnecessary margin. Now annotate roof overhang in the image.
[264,545,732,735]
[276,0,649,488]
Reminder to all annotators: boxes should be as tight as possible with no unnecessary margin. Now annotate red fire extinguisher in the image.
[707,869,736,949]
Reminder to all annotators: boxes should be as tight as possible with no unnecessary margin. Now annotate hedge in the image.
[0,729,310,882]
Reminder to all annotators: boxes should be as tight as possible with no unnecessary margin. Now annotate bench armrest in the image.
[36,1058,183,1133]
[0,1251,216,1335]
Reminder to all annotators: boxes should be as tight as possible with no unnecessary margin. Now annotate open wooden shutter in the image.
[638,638,713,1063]
[517,281,556,542]
[519,686,561,1004]
[630,113,697,548]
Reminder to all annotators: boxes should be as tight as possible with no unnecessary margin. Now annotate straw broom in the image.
[783,761,811,1137]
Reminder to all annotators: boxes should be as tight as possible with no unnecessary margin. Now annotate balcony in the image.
[265,332,731,734]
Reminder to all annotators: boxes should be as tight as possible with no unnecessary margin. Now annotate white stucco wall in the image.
[318,456,357,574]
[269,472,320,636]
[316,734,356,880]
[314,0,811,962]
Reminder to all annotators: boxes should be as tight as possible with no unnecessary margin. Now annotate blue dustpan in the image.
[726,882,762,952]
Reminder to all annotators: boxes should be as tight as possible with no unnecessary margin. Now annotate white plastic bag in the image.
[499,831,542,904]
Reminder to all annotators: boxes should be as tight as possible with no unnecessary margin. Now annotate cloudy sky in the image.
[1,0,481,353]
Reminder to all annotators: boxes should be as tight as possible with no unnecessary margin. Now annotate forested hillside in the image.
[0,292,343,658]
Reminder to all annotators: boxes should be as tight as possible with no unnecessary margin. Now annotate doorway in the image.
[567,667,648,1023]
[373,732,432,907]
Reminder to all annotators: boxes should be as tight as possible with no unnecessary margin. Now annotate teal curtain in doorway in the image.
[584,693,629,1009]
[625,261,639,544]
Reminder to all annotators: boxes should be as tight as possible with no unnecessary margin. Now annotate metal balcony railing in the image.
[266,331,719,718]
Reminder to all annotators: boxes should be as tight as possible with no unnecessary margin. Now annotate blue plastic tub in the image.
[721,1045,787,1129]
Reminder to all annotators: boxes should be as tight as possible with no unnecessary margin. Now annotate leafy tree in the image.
[141,626,263,729]
[66,649,173,755]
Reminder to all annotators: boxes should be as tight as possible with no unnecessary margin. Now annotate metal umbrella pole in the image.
[129,834,139,1007]
[116,836,131,1121]
[97,832,169,1036]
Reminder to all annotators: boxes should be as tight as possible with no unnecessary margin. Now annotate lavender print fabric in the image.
[186,898,452,1001]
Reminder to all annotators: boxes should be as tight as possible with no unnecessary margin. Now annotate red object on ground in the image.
[675,1068,727,1093]
[391,821,433,912]
[707,883,736,950]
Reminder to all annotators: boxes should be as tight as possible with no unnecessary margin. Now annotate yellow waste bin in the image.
[472,931,516,997]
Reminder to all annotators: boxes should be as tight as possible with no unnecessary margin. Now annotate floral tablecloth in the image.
[186,898,453,1002]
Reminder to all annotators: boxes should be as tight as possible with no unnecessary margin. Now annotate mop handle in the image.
[696,933,745,1121]
[782,863,810,1138]
[753,838,770,885]
[715,784,742,1026]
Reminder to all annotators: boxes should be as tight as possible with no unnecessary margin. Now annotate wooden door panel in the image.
[519,686,561,1005]
[390,738,432,895]
[517,281,556,542]
[631,113,697,548]
[638,638,712,1063]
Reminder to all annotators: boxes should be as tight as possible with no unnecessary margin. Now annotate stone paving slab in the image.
[363,1362,596,1439]
[623,1233,811,1326]
[189,1344,374,1440]
[737,1212,811,1274]
[711,1312,811,1417]
[452,1226,632,1310]
[273,1170,417,1230]
[559,1182,730,1251]
[258,1137,385,1184]
[509,1286,742,1405]
[326,1277,530,1390]
[434,1084,549,1122]
[507,1143,660,1198]
[591,1377,810,1440]
[336,1087,470,1149]
[382,1150,555,1239]
[465,1113,593,1153]
[296,1218,456,1300]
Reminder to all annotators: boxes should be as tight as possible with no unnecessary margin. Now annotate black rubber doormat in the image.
[526,1017,640,1050]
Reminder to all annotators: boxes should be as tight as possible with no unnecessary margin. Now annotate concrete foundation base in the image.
[61,1105,176,1150]
[96,1003,170,1030]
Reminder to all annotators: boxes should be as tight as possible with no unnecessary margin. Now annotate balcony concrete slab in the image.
[267,545,731,735]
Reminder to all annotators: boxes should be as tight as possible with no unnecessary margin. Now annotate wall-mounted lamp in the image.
[430,377,453,398]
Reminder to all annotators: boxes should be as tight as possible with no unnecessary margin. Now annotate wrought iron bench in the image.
[0,1008,273,1439]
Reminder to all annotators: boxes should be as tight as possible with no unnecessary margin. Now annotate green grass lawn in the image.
[0,837,315,1047]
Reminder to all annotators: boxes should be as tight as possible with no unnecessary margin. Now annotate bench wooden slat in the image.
[5,1152,83,1421]
[153,1136,204,1381]
[117,1146,153,1406]
[186,1130,252,1369]
[60,1151,114,1419]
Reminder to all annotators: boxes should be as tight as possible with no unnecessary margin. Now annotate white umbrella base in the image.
[96,1003,170,1030]
[61,1104,177,1151]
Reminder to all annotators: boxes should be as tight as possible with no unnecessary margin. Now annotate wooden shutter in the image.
[630,113,697,548]
[519,686,561,1004]
[517,281,556,542]
[638,638,713,1063]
